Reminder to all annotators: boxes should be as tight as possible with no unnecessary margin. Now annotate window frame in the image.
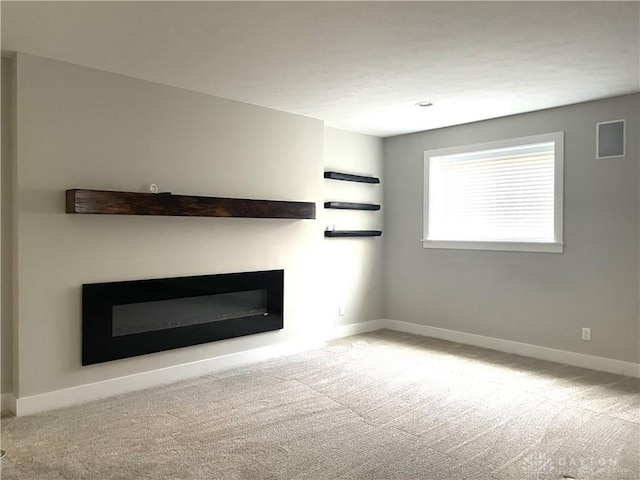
[423,132,564,253]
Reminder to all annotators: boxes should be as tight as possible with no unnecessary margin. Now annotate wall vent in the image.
[596,119,626,159]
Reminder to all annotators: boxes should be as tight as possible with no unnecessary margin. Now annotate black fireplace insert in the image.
[82,270,284,365]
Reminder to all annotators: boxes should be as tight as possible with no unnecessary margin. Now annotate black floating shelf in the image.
[324,202,381,211]
[324,230,382,238]
[324,171,380,184]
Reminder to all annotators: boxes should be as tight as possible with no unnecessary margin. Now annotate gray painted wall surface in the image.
[383,94,639,363]
[1,57,13,394]
[2,50,636,404]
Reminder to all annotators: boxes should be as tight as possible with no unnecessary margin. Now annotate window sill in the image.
[421,239,564,253]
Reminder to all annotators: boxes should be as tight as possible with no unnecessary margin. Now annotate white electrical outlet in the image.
[582,327,591,341]
[338,305,346,316]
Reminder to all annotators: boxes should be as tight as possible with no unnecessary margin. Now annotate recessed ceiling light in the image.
[415,101,433,107]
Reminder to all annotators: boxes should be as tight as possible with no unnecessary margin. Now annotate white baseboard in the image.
[325,319,386,340]
[11,318,640,416]
[1,392,14,413]
[14,337,325,417]
[383,319,640,379]
[14,320,386,416]
[12,320,386,416]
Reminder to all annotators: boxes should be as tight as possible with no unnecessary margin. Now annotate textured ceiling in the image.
[2,1,639,137]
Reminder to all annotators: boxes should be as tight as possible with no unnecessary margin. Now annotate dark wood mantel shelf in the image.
[66,189,316,219]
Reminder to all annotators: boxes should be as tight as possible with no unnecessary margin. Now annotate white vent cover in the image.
[597,119,626,159]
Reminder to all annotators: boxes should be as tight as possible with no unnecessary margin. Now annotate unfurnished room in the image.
[0,2,638,479]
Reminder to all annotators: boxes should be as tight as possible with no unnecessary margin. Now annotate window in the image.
[423,132,564,253]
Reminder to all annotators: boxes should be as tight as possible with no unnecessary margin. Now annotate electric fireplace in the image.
[82,270,284,365]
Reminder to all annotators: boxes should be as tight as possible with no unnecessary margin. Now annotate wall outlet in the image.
[581,327,591,341]
[338,305,346,316]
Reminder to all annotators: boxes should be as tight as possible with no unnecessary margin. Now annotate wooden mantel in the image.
[66,189,316,220]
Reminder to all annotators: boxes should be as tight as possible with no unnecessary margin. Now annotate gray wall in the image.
[3,50,636,405]
[383,94,639,363]
[1,57,13,395]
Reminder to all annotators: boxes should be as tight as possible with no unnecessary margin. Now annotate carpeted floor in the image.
[1,330,638,479]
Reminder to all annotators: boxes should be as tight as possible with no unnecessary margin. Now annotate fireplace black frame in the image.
[82,270,284,365]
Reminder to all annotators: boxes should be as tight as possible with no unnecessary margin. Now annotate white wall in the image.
[322,127,384,327]
[6,53,385,409]
[11,53,330,399]
[383,94,640,363]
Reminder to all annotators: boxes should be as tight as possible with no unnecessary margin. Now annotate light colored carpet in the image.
[1,330,638,479]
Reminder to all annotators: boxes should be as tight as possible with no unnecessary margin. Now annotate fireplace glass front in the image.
[82,270,283,365]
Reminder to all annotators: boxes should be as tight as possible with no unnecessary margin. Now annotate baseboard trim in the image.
[383,319,640,378]
[1,392,14,413]
[325,319,386,340]
[14,337,325,417]
[14,320,389,416]
[11,318,640,416]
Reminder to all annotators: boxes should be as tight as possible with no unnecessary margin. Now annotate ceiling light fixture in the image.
[415,101,433,107]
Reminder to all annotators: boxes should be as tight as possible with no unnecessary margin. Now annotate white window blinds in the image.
[428,142,556,243]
